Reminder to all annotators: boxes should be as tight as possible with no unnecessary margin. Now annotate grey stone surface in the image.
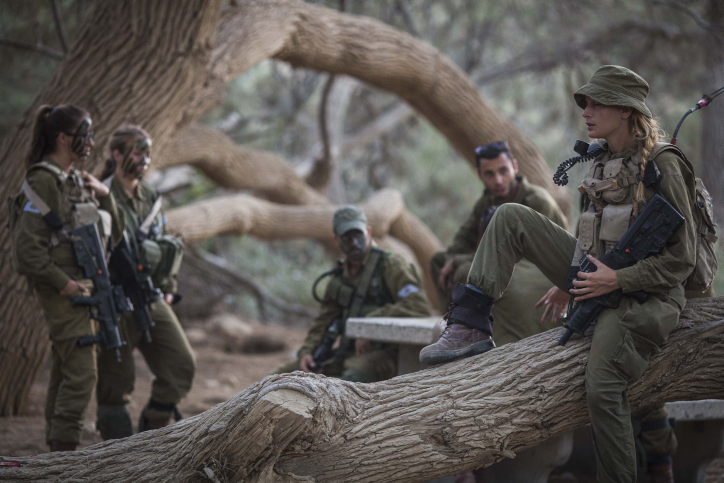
[667,400,724,421]
[346,316,441,345]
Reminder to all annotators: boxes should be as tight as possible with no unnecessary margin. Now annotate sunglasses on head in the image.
[475,141,510,160]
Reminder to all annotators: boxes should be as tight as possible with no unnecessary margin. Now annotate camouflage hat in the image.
[574,65,652,118]
[333,205,368,236]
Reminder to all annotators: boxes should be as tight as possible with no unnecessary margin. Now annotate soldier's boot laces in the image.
[419,283,495,365]
[648,463,674,483]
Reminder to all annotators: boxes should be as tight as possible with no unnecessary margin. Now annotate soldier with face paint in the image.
[10,104,124,452]
[276,206,431,382]
[95,125,195,440]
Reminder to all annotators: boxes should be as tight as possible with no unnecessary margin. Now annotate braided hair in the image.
[631,110,667,202]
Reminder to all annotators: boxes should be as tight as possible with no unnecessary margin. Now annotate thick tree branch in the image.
[3,298,723,482]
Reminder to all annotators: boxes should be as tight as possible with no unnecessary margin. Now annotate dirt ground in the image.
[0,319,306,456]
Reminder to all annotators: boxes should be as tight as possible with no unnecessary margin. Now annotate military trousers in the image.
[96,300,196,426]
[432,251,553,347]
[467,204,681,483]
[276,345,398,383]
[44,338,97,445]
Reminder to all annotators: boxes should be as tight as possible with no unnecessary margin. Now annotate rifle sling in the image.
[344,248,384,321]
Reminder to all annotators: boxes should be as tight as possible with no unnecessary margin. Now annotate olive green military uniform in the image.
[13,159,124,445]
[430,176,568,345]
[277,247,431,382]
[465,145,696,483]
[95,176,195,439]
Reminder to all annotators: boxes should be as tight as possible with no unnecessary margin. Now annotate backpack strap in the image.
[138,195,163,236]
[21,179,63,231]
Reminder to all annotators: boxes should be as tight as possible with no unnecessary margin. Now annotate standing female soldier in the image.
[12,105,124,452]
[420,66,697,483]
[95,125,195,439]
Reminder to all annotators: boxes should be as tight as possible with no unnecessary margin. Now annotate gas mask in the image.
[339,229,368,262]
[65,118,93,158]
[121,137,152,180]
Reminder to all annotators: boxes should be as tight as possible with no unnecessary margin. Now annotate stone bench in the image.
[346,317,724,482]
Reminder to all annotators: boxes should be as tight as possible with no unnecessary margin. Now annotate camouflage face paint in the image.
[121,137,152,180]
[66,118,93,158]
[339,229,368,262]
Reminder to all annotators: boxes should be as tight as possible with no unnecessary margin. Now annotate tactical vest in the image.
[8,161,111,279]
[324,248,394,320]
[572,144,717,292]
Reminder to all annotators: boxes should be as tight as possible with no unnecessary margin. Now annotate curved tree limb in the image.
[165,189,442,305]
[3,298,723,482]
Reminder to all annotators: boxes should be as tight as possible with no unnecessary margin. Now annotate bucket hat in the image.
[574,65,652,118]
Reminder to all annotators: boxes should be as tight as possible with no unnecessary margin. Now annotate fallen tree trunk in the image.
[3,297,723,482]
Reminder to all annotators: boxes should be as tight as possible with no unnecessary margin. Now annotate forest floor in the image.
[1,317,724,483]
[0,316,306,456]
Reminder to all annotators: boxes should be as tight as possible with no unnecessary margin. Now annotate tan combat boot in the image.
[419,284,495,365]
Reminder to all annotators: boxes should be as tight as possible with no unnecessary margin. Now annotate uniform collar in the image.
[111,175,145,202]
[608,145,639,160]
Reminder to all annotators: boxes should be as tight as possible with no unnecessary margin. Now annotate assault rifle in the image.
[558,194,684,345]
[70,223,130,361]
[310,316,345,372]
[109,232,161,344]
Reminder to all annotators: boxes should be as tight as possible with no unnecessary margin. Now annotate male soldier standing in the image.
[277,206,431,382]
[430,141,568,345]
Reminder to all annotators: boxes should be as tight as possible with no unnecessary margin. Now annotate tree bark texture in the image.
[0,0,562,415]
[2,297,723,482]
[165,188,443,301]
[0,0,224,416]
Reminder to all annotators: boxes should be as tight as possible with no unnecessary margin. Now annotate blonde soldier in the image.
[421,66,697,483]
[277,206,431,382]
[431,141,568,346]
[11,105,124,452]
[95,126,195,439]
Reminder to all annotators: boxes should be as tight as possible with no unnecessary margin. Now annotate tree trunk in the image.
[2,297,723,482]
[0,0,223,416]
[701,0,724,224]
[0,0,561,415]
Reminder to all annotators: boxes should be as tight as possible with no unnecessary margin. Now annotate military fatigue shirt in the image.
[15,159,123,292]
[604,148,696,309]
[109,176,177,293]
[446,176,568,265]
[298,248,431,358]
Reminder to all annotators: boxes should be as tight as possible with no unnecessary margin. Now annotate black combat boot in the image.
[419,284,495,365]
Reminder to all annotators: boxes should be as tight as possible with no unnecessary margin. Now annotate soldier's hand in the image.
[570,255,621,301]
[164,293,175,304]
[80,171,110,197]
[355,338,371,356]
[438,259,455,290]
[59,279,89,297]
[300,354,318,373]
[535,286,569,323]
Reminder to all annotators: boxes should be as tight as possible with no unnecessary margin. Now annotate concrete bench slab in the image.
[346,316,441,345]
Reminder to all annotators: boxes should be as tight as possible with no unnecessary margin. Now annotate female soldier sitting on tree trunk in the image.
[95,125,195,440]
[11,105,124,452]
[420,65,697,483]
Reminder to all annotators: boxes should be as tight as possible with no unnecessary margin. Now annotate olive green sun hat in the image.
[574,65,652,118]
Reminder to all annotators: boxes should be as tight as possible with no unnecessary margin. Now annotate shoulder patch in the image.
[397,284,419,298]
[23,201,40,214]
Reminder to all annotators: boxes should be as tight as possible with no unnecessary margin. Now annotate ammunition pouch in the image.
[152,234,185,290]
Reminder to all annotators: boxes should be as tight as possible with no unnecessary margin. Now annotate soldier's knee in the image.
[494,203,531,223]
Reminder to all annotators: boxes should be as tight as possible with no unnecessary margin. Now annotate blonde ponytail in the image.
[631,111,667,202]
